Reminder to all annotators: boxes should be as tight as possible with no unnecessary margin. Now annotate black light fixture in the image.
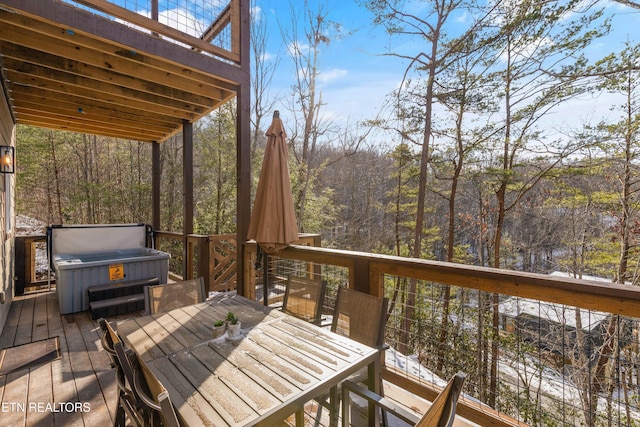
[0,146,14,174]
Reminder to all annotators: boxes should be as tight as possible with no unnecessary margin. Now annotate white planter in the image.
[227,322,242,339]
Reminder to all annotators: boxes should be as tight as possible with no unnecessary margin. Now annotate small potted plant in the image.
[225,311,236,326]
[225,312,242,339]
[212,319,225,339]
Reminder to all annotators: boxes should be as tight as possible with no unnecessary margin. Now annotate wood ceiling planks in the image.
[0,0,242,142]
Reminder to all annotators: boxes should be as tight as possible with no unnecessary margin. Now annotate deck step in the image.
[88,277,159,319]
[89,294,146,319]
[87,277,159,300]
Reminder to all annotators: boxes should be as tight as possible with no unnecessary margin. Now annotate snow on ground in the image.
[386,344,640,424]
[385,347,449,388]
[16,214,47,235]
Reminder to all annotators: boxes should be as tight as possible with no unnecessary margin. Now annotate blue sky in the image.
[254,1,404,125]
[252,1,640,139]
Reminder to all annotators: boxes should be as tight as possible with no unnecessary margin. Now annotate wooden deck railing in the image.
[155,231,239,293]
[242,242,640,427]
[17,232,639,425]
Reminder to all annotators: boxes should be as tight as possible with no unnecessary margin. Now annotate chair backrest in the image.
[144,277,206,315]
[331,287,389,348]
[98,318,137,389]
[129,351,181,427]
[98,317,119,363]
[416,372,466,427]
[281,274,327,324]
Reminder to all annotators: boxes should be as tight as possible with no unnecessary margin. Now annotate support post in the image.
[235,0,251,296]
[183,120,194,278]
[152,142,160,232]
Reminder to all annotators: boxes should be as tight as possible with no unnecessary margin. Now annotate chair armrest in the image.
[341,380,421,425]
[132,367,162,412]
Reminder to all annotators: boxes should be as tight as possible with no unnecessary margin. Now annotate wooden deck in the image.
[0,290,451,427]
[0,290,116,426]
[0,291,342,427]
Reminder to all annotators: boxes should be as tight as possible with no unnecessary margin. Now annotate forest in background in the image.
[15,0,640,285]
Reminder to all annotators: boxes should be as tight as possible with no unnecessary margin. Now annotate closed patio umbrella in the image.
[248,110,298,254]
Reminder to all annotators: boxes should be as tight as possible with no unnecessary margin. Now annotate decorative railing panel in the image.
[65,0,240,62]
[207,234,237,292]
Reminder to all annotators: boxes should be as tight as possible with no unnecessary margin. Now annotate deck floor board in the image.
[0,291,114,427]
[15,294,35,346]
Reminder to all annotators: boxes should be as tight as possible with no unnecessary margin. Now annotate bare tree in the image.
[250,1,280,160]
[279,0,342,231]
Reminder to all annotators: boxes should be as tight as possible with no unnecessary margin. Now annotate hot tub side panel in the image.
[55,255,169,314]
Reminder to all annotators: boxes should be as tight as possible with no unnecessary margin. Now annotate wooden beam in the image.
[4,68,206,117]
[235,0,251,295]
[8,83,200,126]
[0,17,236,97]
[13,105,170,138]
[13,97,177,134]
[12,89,182,129]
[15,112,165,142]
[1,51,223,108]
[183,120,194,278]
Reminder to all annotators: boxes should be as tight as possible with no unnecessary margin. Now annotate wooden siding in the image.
[0,90,14,335]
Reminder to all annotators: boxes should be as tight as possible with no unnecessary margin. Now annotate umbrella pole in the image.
[262,252,269,306]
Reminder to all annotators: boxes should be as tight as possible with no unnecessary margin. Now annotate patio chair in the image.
[128,350,181,427]
[281,274,327,325]
[317,286,390,426]
[331,287,389,348]
[144,277,206,315]
[98,318,146,427]
[341,371,466,427]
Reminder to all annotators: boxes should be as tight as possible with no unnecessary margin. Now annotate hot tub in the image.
[48,224,170,314]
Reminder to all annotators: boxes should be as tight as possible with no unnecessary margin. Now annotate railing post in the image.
[370,263,385,299]
[352,258,371,295]
[196,235,210,294]
[243,242,257,300]
[185,235,195,280]
[15,236,26,296]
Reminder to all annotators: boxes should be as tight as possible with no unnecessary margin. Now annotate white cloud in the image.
[318,68,348,84]
[497,35,553,63]
[251,6,262,23]
[456,11,469,24]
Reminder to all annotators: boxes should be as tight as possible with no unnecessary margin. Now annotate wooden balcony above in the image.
[0,0,248,142]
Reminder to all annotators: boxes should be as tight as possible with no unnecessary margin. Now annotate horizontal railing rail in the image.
[255,245,640,318]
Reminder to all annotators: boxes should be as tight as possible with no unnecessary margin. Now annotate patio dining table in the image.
[117,292,381,426]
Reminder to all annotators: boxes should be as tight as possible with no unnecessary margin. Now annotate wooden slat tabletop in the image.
[117,293,379,427]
